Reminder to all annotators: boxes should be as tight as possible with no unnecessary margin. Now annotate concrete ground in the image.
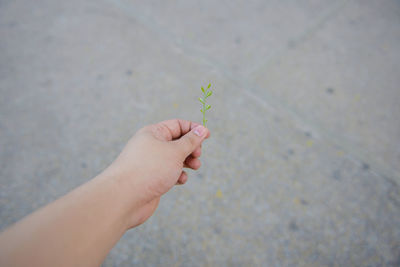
[1,0,399,266]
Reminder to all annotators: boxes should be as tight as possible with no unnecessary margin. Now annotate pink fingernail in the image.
[193,125,206,137]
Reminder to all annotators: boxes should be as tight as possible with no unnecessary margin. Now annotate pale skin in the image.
[0,119,210,267]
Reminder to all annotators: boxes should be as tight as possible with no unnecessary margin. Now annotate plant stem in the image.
[202,96,206,126]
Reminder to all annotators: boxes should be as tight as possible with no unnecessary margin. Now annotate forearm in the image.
[0,170,136,267]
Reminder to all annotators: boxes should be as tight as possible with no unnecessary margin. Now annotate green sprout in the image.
[199,83,213,126]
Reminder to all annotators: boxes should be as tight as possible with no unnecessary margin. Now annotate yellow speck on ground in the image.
[337,151,344,157]
[173,103,179,108]
[306,140,313,147]
[215,189,223,198]
[354,94,361,102]
[186,32,195,39]
[293,198,301,205]
[201,240,208,250]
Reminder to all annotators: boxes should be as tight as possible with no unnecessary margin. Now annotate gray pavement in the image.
[1,0,400,266]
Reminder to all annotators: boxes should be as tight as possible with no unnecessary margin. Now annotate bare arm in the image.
[0,119,210,267]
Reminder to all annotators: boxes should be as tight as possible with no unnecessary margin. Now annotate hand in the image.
[104,119,210,227]
[0,119,210,267]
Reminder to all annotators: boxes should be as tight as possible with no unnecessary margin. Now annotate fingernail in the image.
[193,125,206,137]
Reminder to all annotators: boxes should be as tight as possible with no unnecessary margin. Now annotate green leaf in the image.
[207,83,211,89]
[206,104,211,110]
[201,87,205,93]
[206,91,212,97]
[198,97,204,104]
[200,109,203,113]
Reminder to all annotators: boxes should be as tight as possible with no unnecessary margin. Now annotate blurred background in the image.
[1,0,399,266]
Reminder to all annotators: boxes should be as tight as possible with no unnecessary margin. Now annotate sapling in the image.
[199,83,213,127]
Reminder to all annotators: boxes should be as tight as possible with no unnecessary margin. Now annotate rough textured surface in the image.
[1,0,399,266]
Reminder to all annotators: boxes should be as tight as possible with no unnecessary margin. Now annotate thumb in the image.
[175,125,208,158]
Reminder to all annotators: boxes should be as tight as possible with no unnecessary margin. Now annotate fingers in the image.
[175,125,209,158]
[153,119,211,141]
[184,156,201,170]
[191,146,202,158]
[153,119,199,141]
[176,171,188,185]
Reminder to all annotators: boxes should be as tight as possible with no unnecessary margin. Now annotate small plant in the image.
[198,83,213,127]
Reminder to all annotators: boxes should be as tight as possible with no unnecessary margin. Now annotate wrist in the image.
[99,165,151,229]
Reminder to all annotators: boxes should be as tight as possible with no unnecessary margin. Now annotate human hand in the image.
[0,119,210,266]
[104,119,210,227]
